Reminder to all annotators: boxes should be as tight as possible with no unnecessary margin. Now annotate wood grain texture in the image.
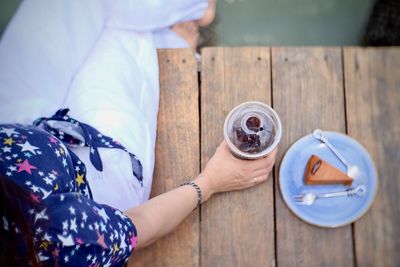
[200,47,275,267]
[344,47,400,267]
[128,49,200,267]
[272,47,354,267]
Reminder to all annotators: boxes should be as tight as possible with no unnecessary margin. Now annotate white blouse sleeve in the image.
[104,0,208,31]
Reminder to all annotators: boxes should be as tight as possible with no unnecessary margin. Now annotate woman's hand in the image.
[128,140,277,249]
[195,140,278,202]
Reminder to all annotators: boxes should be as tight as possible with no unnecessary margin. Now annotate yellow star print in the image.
[3,138,14,146]
[54,183,59,191]
[76,173,85,187]
[113,243,120,255]
[39,240,50,250]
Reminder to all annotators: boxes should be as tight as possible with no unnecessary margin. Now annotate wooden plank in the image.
[272,47,354,266]
[344,47,400,267]
[128,49,200,267]
[200,47,275,266]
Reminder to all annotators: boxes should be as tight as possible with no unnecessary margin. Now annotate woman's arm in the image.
[124,175,209,248]
[125,141,278,249]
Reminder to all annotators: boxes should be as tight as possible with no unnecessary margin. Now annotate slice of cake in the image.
[304,155,353,186]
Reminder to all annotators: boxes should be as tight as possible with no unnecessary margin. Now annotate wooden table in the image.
[129,47,400,267]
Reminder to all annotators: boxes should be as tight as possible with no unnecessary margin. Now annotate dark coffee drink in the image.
[224,102,282,159]
[232,113,275,154]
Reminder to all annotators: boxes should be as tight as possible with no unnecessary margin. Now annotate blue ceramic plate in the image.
[279,131,378,228]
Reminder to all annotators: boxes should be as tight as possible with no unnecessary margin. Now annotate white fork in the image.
[292,185,367,205]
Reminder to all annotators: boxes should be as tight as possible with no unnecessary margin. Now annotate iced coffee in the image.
[224,101,282,159]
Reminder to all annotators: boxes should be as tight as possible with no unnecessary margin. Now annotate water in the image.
[214,0,375,46]
[1,0,376,46]
[0,0,21,38]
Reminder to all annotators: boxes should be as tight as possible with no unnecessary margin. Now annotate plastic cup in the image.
[223,101,282,159]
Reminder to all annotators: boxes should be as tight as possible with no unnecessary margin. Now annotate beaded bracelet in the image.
[181,181,202,210]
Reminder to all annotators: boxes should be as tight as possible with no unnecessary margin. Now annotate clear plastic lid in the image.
[224,102,282,159]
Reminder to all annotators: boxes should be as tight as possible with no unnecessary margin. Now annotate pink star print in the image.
[49,136,58,144]
[16,159,37,174]
[76,237,84,245]
[130,236,138,248]
[52,248,60,257]
[96,232,107,249]
[31,193,41,203]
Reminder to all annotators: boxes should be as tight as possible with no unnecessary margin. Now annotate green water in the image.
[0,0,20,38]
[1,0,375,45]
[215,0,375,46]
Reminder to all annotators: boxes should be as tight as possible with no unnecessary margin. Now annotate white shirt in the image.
[0,0,207,211]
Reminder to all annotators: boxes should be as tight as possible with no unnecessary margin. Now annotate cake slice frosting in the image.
[304,154,353,186]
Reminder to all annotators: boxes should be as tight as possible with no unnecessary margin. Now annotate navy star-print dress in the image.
[0,121,138,266]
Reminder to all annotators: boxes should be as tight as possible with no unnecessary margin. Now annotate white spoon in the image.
[312,129,361,179]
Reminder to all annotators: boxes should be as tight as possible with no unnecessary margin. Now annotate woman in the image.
[0,123,276,266]
[0,1,277,266]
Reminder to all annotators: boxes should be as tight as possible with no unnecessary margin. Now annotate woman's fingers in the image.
[202,140,279,194]
[170,21,200,49]
[241,173,270,189]
[251,167,273,178]
[252,174,270,184]
[245,147,278,171]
